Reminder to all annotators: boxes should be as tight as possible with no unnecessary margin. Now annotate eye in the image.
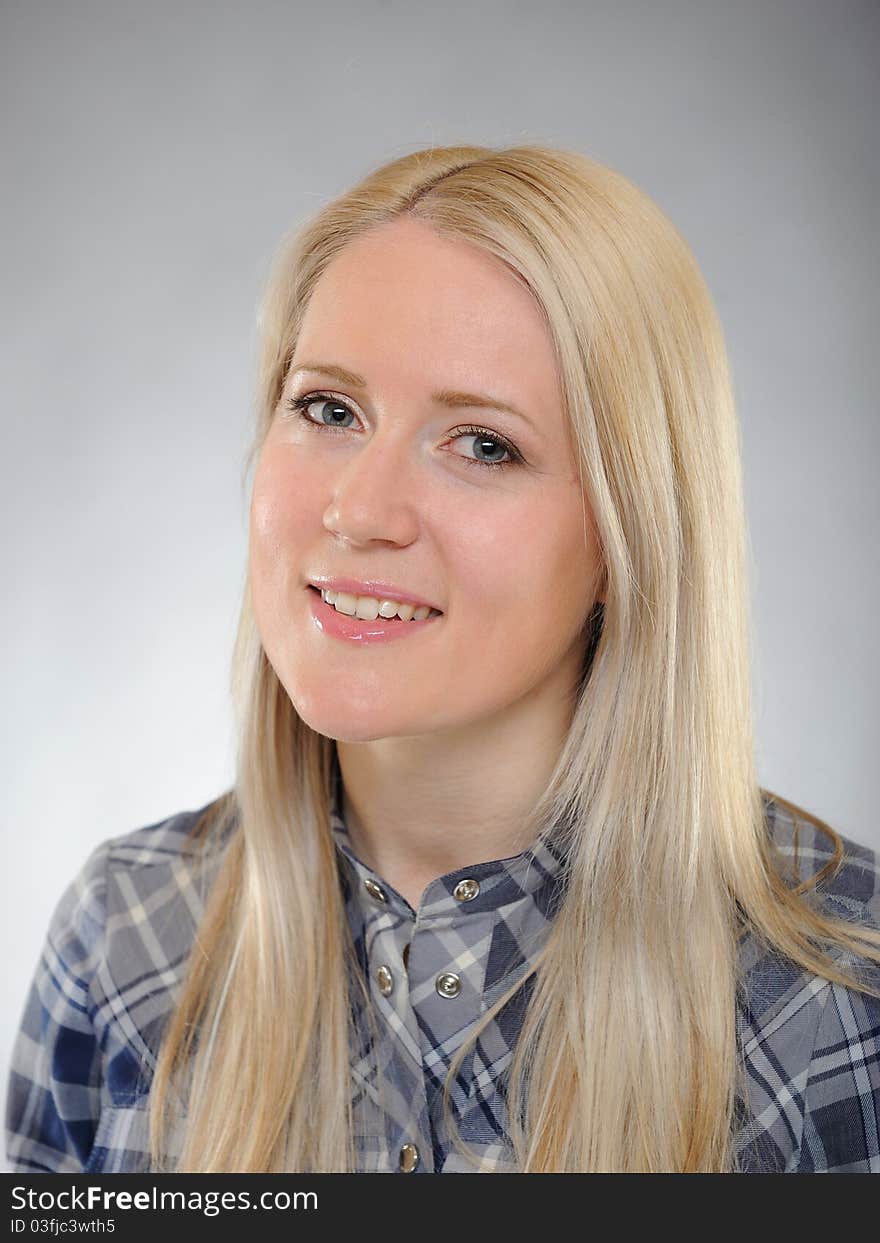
[283,392,525,472]
[286,393,357,430]
[451,424,523,470]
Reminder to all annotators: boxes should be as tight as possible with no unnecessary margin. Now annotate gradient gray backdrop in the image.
[3,0,878,1159]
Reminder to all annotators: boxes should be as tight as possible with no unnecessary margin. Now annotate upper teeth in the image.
[320,589,440,622]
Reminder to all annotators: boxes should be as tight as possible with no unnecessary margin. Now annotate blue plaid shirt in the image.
[6,772,880,1173]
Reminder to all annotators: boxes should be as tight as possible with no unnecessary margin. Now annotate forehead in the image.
[294,217,561,406]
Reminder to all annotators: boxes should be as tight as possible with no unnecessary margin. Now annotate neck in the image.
[335,682,575,911]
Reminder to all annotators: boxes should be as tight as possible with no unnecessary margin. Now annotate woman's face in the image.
[249,215,604,742]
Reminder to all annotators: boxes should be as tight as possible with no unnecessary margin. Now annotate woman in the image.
[7,144,880,1174]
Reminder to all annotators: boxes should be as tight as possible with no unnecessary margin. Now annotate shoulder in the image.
[79,796,238,1059]
[100,795,236,930]
[735,792,880,1172]
[762,791,880,920]
[47,799,232,948]
[6,795,238,1172]
[53,795,236,946]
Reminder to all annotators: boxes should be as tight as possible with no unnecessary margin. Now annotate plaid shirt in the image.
[6,770,880,1174]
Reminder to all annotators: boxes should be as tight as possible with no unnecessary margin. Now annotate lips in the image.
[306,585,442,644]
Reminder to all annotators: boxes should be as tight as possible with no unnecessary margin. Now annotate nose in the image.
[322,428,421,548]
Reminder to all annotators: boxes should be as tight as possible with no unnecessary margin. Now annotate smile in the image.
[307,586,443,645]
[320,588,442,622]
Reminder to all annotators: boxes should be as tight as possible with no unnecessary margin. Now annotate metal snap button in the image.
[375,964,393,997]
[363,877,388,904]
[453,878,480,902]
[435,971,462,999]
[399,1143,419,1173]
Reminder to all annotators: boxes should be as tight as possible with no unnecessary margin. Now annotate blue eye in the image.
[283,392,524,472]
[453,425,516,467]
[291,395,357,429]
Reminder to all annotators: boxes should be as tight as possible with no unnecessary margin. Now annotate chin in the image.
[282,685,402,743]
[302,717,408,745]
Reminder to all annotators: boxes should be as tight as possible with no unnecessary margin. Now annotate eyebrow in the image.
[289,362,539,431]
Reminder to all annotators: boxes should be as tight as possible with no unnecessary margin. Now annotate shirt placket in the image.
[341,854,434,1172]
[406,892,492,1171]
[331,783,568,1174]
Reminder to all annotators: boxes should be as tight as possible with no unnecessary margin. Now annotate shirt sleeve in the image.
[796,968,880,1172]
[5,841,110,1173]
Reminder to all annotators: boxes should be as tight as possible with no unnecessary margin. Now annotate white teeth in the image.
[354,596,379,621]
[331,591,358,616]
[320,588,439,622]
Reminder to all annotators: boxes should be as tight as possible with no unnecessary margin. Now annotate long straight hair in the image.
[148,144,880,1172]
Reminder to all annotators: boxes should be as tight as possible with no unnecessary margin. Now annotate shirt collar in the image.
[328,755,568,926]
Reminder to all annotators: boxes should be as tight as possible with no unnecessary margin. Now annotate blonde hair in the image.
[148,144,880,1172]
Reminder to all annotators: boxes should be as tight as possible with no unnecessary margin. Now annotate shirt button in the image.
[399,1143,419,1173]
[363,878,388,904]
[375,964,393,996]
[435,971,462,998]
[453,878,480,902]
[402,942,411,969]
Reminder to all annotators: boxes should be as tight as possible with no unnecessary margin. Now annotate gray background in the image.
[3,0,878,1155]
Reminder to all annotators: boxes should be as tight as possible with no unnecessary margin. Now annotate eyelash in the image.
[283,392,525,472]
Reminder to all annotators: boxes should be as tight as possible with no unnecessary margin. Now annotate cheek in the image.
[454,492,597,625]
[249,450,323,613]
[252,449,320,547]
